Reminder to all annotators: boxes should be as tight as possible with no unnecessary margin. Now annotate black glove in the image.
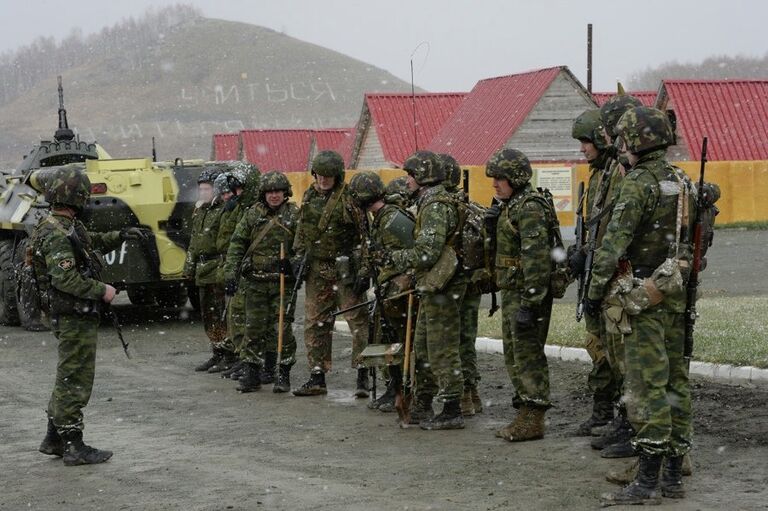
[484,203,501,225]
[567,245,587,277]
[225,279,238,297]
[584,298,602,318]
[515,305,536,330]
[353,276,370,296]
[120,227,151,242]
[278,258,293,277]
[368,249,391,268]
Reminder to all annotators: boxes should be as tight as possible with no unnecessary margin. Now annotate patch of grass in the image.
[477,296,768,368]
[715,221,768,230]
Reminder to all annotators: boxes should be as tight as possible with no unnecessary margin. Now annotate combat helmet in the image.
[438,153,461,191]
[572,109,609,151]
[403,150,443,186]
[45,164,91,211]
[259,171,293,203]
[485,149,533,188]
[197,165,222,184]
[600,94,644,138]
[615,106,675,155]
[347,171,385,208]
[311,150,345,182]
[213,172,238,196]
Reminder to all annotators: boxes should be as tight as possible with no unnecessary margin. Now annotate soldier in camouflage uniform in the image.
[386,151,467,430]
[485,149,555,442]
[32,166,147,465]
[184,166,228,372]
[347,171,416,412]
[224,171,298,393]
[383,176,413,210]
[588,107,696,506]
[292,151,371,397]
[211,163,260,377]
[438,153,484,417]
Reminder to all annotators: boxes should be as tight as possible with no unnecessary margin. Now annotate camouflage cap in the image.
[311,150,345,179]
[485,148,532,188]
[615,106,675,155]
[45,164,91,210]
[259,170,292,198]
[403,150,443,186]
[572,109,609,151]
[600,94,644,137]
[347,171,385,208]
[438,153,461,191]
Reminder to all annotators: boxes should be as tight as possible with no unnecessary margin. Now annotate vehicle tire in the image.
[154,283,188,308]
[0,238,21,326]
[127,284,156,306]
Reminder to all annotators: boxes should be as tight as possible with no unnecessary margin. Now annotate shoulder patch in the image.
[58,258,75,271]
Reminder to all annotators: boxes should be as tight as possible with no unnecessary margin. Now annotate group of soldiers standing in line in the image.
[32,87,718,507]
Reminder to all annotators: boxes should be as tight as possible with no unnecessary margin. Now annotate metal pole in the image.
[587,24,593,93]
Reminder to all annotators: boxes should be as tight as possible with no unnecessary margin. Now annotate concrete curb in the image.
[334,321,768,384]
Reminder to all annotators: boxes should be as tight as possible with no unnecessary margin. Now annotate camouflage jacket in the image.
[224,200,299,283]
[390,184,460,281]
[369,202,415,284]
[293,183,362,263]
[184,199,224,285]
[30,212,122,315]
[588,149,696,312]
[216,196,249,282]
[494,183,553,307]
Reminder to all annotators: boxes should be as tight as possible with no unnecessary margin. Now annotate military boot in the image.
[460,387,476,416]
[354,367,370,398]
[607,453,693,486]
[470,385,483,414]
[221,360,243,379]
[61,430,113,466]
[601,436,636,458]
[408,395,434,425]
[368,378,397,412]
[575,400,614,436]
[194,348,222,372]
[502,406,546,442]
[600,453,662,507]
[39,418,64,457]
[261,352,277,385]
[420,399,465,430]
[273,364,291,393]
[292,370,327,396]
[495,407,528,439]
[592,415,633,450]
[230,366,245,380]
[207,350,238,373]
[237,362,262,393]
[660,456,685,499]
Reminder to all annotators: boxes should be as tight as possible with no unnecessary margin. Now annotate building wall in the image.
[504,71,596,161]
[355,124,390,169]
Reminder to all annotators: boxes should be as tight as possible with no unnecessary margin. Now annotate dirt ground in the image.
[1,301,767,511]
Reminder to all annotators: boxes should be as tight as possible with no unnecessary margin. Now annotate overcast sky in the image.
[0,0,765,92]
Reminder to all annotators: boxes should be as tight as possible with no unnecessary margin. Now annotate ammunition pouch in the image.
[494,255,520,290]
[417,245,458,294]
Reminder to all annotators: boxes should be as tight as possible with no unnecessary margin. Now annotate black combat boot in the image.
[600,452,662,506]
[408,395,434,425]
[237,362,262,393]
[601,434,637,458]
[292,370,327,396]
[261,352,277,384]
[660,455,685,499]
[61,430,113,466]
[207,349,238,373]
[221,360,243,379]
[273,364,291,393]
[420,399,465,430]
[194,348,222,372]
[369,378,398,412]
[354,367,370,398]
[575,400,614,436]
[592,414,633,450]
[39,418,64,457]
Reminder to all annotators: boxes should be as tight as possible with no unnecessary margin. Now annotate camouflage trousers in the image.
[625,308,692,457]
[459,288,481,388]
[500,289,553,409]
[198,284,227,350]
[241,278,297,367]
[414,279,467,402]
[303,268,368,372]
[584,311,623,404]
[47,314,99,434]
[226,287,246,355]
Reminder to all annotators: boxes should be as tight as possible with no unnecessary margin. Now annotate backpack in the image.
[454,200,489,272]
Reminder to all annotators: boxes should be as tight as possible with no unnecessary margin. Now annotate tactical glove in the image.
[584,298,602,318]
[120,227,151,242]
[225,279,238,297]
[515,305,537,330]
[278,258,293,277]
[567,245,587,277]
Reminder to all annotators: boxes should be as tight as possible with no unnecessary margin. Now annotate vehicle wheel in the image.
[127,284,157,306]
[154,283,188,308]
[0,238,20,326]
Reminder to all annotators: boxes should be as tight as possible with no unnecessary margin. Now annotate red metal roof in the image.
[364,92,466,166]
[212,133,240,160]
[236,128,355,172]
[592,91,657,107]
[661,80,768,161]
[427,67,564,165]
